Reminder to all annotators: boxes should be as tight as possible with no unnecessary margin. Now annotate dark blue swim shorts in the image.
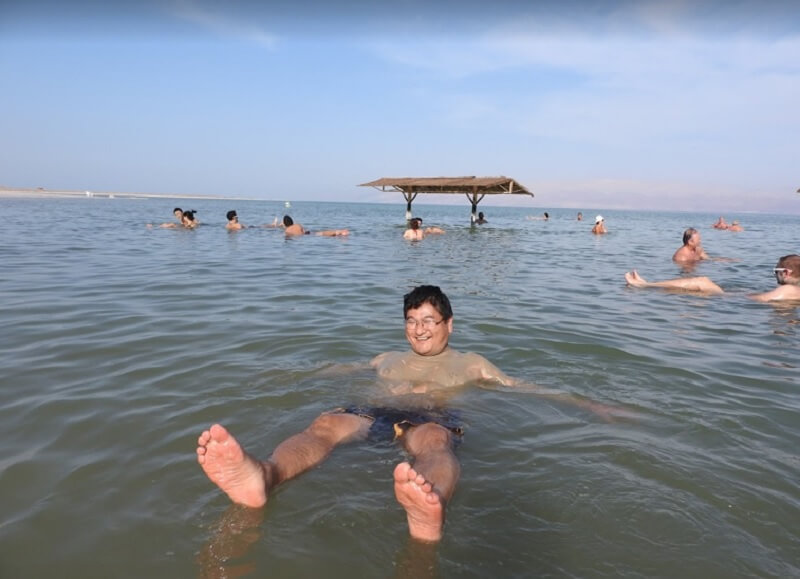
[331,405,464,443]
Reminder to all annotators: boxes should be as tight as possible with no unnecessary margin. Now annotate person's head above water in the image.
[409,218,421,231]
[403,285,453,321]
[226,210,237,222]
[173,207,183,217]
[774,254,800,285]
[182,210,197,223]
[283,215,294,227]
[682,227,700,246]
[403,285,454,357]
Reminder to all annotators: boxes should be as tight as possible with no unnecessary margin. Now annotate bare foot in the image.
[197,424,270,508]
[393,462,444,542]
[624,270,648,288]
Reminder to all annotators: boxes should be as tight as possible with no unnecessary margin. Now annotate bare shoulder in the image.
[370,351,397,367]
[460,351,513,383]
[672,247,690,262]
[750,285,800,302]
[285,224,305,236]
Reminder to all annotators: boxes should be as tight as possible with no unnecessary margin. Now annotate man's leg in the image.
[197,412,371,508]
[393,423,460,542]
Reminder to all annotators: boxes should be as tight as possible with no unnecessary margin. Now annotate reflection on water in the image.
[197,506,264,579]
[197,504,440,579]
[393,538,439,579]
[0,198,799,577]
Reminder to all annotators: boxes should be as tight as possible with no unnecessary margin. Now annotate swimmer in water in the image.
[712,216,729,229]
[149,207,184,228]
[282,215,349,237]
[415,217,445,235]
[592,215,607,234]
[226,210,246,230]
[672,228,708,263]
[181,210,198,229]
[197,285,623,543]
[403,217,424,240]
[625,254,800,302]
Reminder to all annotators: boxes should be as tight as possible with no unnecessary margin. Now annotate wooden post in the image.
[404,190,417,221]
[467,190,486,224]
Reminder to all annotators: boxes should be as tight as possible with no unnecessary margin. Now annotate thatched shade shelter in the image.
[360,176,533,223]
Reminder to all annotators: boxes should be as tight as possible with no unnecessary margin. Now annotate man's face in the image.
[774,266,797,286]
[404,302,453,357]
[689,232,701,247]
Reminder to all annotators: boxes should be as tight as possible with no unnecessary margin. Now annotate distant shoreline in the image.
[0,186,256,201]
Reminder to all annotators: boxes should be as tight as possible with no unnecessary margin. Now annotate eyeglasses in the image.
[773,268,791,275]
[405,317,445,330]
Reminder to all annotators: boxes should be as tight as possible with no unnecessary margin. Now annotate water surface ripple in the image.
[0,198,798,578]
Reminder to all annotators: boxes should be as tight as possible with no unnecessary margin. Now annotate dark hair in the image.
[682,227,698,245]
[173,207,183,214]
[403,285,453,320]
[283,215,294,227]
[183,210,196,222]
[409,218,421,230]
[544,212,549,219]
[478,212,484,219]
[226,210,237,221]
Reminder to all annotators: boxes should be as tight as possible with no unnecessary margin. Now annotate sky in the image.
[1,0,799,213]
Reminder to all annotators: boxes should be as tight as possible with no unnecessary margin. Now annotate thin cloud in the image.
[169,0,279,48]
[365,0,800,76]
[361,5,800,211]
[366,29,800,148]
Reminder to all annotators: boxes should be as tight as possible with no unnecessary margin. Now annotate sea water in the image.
[0,197,798,578]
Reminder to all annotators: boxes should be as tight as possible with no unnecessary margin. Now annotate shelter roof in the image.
[360,176,532,196]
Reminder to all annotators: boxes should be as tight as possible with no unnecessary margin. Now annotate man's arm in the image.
[749,285,800,302]
[369,352,388,368]
[471,355,629,421]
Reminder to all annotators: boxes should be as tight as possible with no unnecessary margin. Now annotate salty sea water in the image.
[0,196,798,578]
